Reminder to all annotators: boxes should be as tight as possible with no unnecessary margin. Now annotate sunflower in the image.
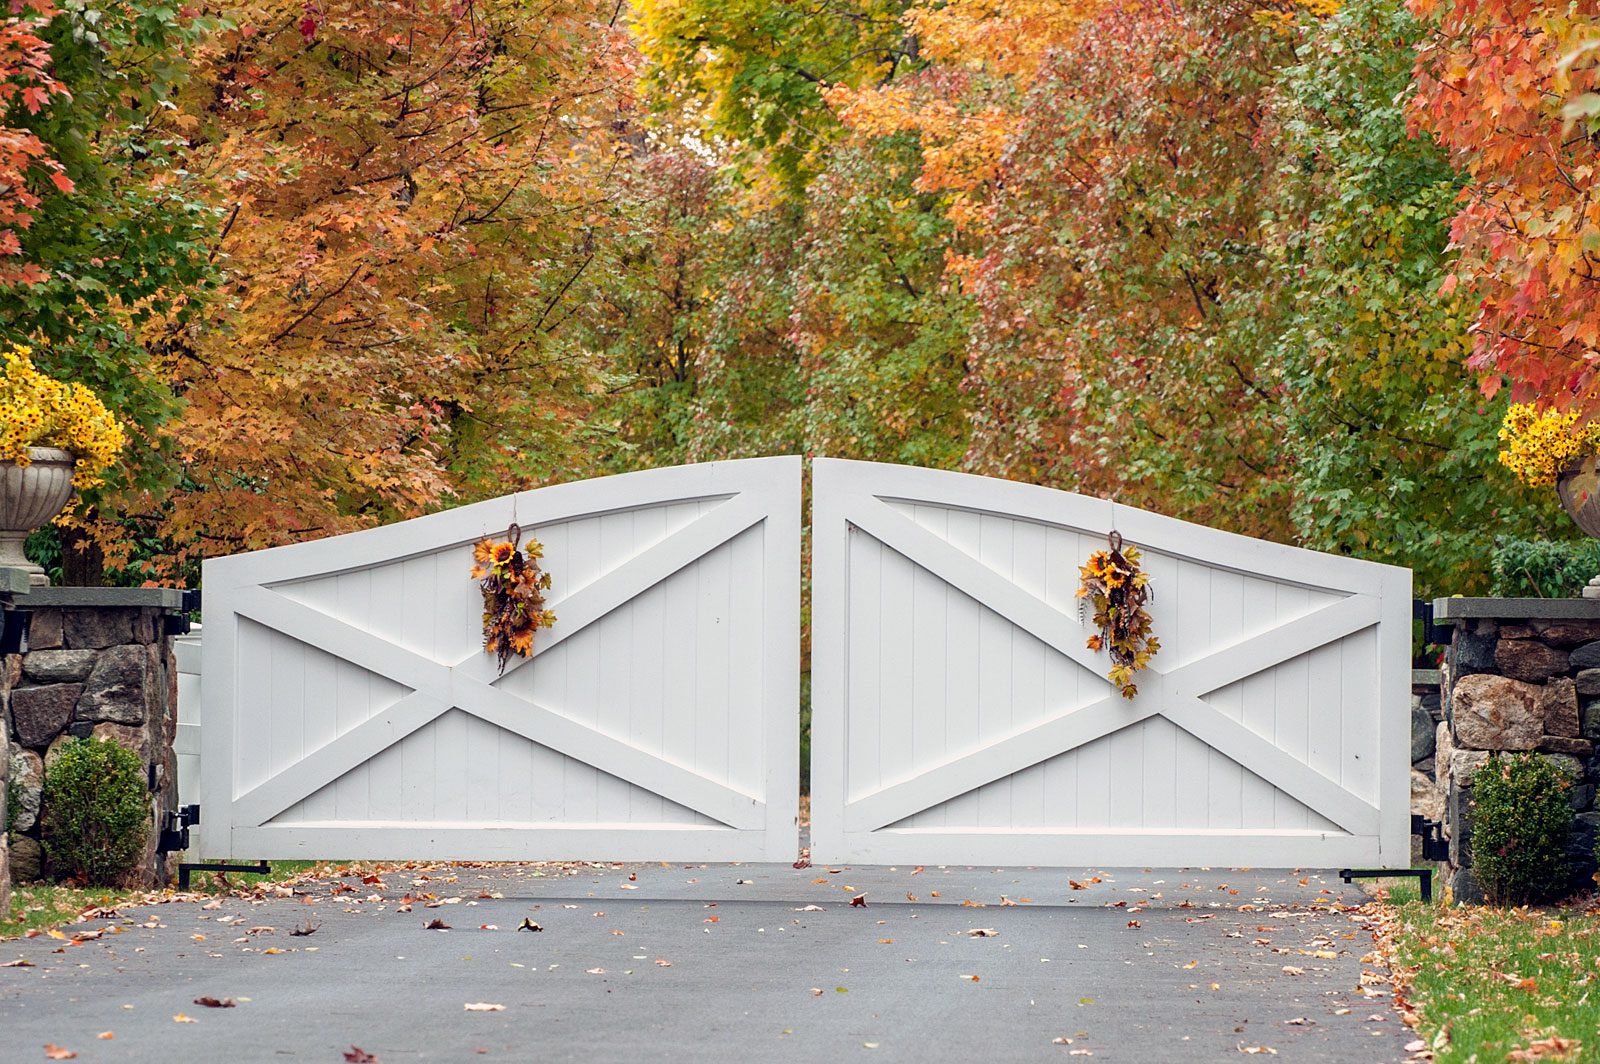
[491,541,517,565]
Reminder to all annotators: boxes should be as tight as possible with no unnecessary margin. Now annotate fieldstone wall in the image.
[1432,599,1600,902]
[1409,669,1444,842]
[0,571,26,918]
[5,589,184,889]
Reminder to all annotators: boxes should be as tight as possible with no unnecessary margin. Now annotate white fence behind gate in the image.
[174,627,203,856]
[811,459,1411,867]
[201,457,801,862]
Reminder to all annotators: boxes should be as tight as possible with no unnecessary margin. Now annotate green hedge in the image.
[1490,538,1600,599]
[1470,753,1575,906]
[40,738,150,887]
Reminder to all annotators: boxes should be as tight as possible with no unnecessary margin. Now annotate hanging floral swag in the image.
[1077,531,1159,699]
[472,524,555,675]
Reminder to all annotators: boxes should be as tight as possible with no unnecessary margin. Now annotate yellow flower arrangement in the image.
[0,345,126,491]
[1497,402,1600,488]
[1077,533,1159,699]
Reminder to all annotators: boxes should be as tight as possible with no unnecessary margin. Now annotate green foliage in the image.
[0,0,222,504]
[40,738,150,887]
[1470,753,1575,906]
[632,0,914,189]
[1267,0,1564,596]
[1489,538,1600,598]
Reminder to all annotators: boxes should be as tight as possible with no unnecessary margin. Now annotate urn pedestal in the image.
[0,448,74,586]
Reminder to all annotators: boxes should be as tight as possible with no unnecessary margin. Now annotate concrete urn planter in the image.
[0,447,74,586]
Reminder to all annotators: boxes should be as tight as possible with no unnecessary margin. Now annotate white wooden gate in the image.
[811,459,1410,867]
[201,457,800,862]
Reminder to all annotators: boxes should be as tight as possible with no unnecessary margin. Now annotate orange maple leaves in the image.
[0,0,74,286]
[1409,0,1600,413]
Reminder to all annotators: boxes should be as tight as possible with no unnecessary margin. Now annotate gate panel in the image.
[811,459,1410,867]
[202,457,800,862]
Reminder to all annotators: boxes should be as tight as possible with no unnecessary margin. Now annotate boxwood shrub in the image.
[1470,752,1576,906]
[40,738,149,886]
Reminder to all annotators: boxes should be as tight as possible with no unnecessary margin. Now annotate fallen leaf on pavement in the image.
[1069,880,1087,890]
[1238,1048,1277,1056]
[518,918,542,932]
[194,997,235,1009]
[849,896,868,908]
[424,919,451,930]
[96,1033,112,1041]
[1,959,35,967]
[463,1003,505,1012]
[966,928,998,937]
[810,988,823,996]
[1284,1018,1314,1026]
[960,974,979,982]
[1127,920,1141,929]
[43,1046,76,1060]
[911,866,924,875]
[794,905,824,912]
[655,959,672,967]
[585,968,607,975]
[172,1014,197,1023]
[1280,966,1304,976]
[290,923,318,937]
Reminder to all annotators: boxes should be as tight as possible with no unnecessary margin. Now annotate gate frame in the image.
[201,456,801,863]
[810,458,1412,868]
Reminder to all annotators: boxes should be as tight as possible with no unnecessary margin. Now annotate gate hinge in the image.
[158,803,201,855]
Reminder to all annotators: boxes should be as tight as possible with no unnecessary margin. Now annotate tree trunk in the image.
[59,525,105,587]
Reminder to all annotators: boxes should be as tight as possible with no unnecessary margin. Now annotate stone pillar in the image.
[5,588,185,889]
[0,567,31,918]
[1409,668,1445,864]
[1433,599,1600,902]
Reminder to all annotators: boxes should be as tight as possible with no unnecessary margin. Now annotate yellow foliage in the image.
[1497,402,1600,488]
[0,346,127,491]
[824,0,1100,228]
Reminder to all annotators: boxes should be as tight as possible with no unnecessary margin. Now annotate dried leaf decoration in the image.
[1077,531,1159,698]
[472,523,556,675]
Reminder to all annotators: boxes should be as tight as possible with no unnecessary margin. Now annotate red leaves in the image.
[849,895,868,908]
[344,1049,378,1063]
[1409,0,1600,413]
[193,997,236,1009]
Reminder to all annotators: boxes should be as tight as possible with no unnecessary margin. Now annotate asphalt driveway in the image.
[0,863,1418,1062]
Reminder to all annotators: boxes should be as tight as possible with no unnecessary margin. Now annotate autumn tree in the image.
[0,0,70,288]
[108,0,639,575]
[1408,0,1600,414]
[1271,0,1562,589]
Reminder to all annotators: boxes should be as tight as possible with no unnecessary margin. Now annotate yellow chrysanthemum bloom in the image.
[0,345,126,490]
[1498,403,1600,489]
